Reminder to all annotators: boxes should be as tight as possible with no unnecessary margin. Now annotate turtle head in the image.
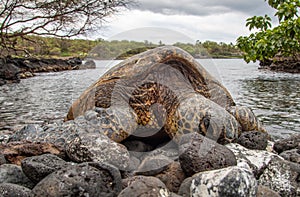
[173,94,241,144]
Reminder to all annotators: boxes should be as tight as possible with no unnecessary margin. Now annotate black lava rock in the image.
[178,133,237,177]
[0,62,20,83]
[119,176,171,197]
[279,149,300,164]
[155,162,186,193]
[32,162,122,197]
[257,185,280,197]
[0,164,35,189]
[0,183,32,197]
[237,131,268,150]
[274,134,300,154]
[21,154,69,183]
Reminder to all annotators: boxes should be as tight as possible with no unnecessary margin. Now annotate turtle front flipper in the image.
[228,106,267,133]
[167,94,241,144]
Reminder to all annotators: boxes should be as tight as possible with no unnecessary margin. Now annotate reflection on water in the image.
[0,59,299,139]
[240,77,300,138]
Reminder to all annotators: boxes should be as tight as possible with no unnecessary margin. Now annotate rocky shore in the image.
[259,57,300,73]
[0,57,96,86]
[0,109,299,197]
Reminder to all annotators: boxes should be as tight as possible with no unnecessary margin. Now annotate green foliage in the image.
[246,15,272,31]
[10,35,241,59]
[237,0,300,63]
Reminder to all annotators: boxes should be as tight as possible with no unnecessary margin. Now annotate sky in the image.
[90,0,278,44]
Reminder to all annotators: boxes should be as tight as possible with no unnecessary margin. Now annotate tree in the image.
[236,0,300,63]
[0,0,133,57]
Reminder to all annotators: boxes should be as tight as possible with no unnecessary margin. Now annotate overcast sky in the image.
[92,0,277,44]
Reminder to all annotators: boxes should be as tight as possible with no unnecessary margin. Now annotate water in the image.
[0,59,299,139]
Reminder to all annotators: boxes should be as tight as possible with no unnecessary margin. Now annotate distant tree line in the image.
[8,35,241,59]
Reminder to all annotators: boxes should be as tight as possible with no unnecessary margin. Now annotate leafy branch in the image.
[237,0,300,63]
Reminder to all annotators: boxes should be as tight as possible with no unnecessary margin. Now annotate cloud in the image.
[90,1,277,44]
[97,10,252,44]
[136,0,276,16]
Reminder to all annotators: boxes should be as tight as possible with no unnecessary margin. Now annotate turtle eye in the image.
[203,116,210,130]
[198,113,211,135]
[198,116,210,134]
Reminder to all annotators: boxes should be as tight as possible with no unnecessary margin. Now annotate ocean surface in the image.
[0,59,299,139]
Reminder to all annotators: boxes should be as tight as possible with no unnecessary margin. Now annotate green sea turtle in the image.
[66,46,266,143]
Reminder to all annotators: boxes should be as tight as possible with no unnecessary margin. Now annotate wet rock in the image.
[119,176,171,197]
[0,57,83,85]
[21,154,69,183]
[237,131,268,150]
[0,62,20,83]
[190,166,257,197]
[0,141,65,165]
[66,132,130,170]
[79,60,96,69]
[258,157,300,196]
[178,133,237,177]
[32,162,122,197]
[0,164,35,189]
[67,57,82,66]
[257,185,280,197]
[274,134,300,153]
[226,143,280,178]
[135,155,173,176]
[155,162,186,193]
[0,183,32,197]
[279,148,300,164]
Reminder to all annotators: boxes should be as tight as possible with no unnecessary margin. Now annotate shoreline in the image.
[259,58,300,73]
[0,57,92,86]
